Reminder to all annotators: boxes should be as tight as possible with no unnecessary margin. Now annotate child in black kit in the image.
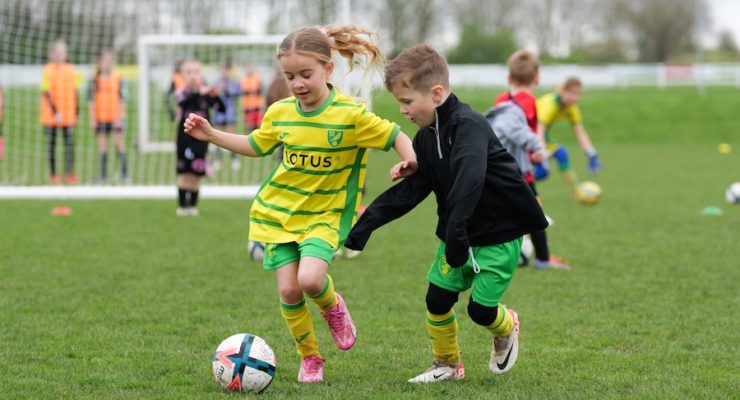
[175,59,224,216]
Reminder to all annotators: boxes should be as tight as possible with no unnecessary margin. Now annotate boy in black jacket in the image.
[345,45,548,382]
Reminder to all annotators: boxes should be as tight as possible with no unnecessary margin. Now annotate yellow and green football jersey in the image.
[537,92,583,129]
[247,86,401,248]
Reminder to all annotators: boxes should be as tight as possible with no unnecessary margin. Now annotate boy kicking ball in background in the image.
[346,44,548,382]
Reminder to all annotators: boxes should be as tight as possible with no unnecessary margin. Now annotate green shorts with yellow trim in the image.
[427,238,522,307]
[262,238,336,270]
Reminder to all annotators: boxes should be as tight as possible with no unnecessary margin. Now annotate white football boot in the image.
[489,309,519,374]
[408,360,465,383]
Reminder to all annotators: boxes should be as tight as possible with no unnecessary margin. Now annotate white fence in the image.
[3,63,740,89]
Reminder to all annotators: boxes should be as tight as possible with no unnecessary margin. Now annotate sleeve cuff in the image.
[382,124,402,152]
[248,134,266,157]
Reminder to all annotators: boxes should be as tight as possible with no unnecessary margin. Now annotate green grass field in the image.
[1,87,739,399]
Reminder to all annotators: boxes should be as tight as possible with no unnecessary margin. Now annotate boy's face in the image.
[390,84,443,128]
[560,86,581,106]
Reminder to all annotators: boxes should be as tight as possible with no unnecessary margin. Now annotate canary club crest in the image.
[327,130,344,147]
[440,256,451,275]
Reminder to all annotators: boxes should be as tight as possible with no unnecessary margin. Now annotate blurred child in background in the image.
[211,59,242,171]
[40,39,79,184]
[491,50,569,270]
[238,63,264,170]
[88,50,127,183]
[175,59,224,216]
[536,77,602,196]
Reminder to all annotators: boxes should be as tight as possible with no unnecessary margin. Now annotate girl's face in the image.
[181,61,202,89]
[279,52,332,112]
[100,53,114,73]
[50,44,67,63]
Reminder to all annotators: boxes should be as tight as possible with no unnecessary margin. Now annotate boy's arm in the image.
[445,118,488,268]
[344,172,431,251]
[573,124,601,174]
[494,109,543,151]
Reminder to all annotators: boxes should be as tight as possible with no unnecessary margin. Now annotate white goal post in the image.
[137,34,284,153]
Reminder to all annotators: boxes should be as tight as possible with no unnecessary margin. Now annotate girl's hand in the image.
[390,160,418,181]
[183,113,214,142]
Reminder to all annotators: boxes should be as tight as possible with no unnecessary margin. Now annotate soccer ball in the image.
[518,234,534,266]
[575,181,602,206]
[212,333,276,393]
[726,182,740,204]
[248,240,265,262]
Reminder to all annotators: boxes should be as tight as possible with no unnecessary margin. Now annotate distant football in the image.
[575,181,602,206]
[519,234,534,266]
[248,240,265,262]
[212,333,276,393]
[725,182,740,204]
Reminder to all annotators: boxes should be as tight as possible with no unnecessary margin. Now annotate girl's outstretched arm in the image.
[184,113,259,157]
[389,132,417,181]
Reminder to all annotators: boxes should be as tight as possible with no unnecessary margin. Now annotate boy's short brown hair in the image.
[384,44,449,92]
[562,76,582,90]
[507,50,539,85]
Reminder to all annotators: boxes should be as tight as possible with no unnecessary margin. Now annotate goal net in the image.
[0,0,367,199]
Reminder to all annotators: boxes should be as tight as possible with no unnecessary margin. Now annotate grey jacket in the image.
[485,102,544,176]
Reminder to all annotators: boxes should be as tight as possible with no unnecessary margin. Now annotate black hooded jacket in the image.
[345,93,548,267]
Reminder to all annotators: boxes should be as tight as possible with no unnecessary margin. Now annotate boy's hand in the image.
[533,161,550,180]
[445,244,468,268]
[390,160,418,181]
[530,149,548,163]
[587,150,602,175]
[183,113,214,142]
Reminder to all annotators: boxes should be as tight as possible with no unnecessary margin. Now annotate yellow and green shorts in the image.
[262,238,336,270]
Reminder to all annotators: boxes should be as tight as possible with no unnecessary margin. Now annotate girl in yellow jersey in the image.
[185,25,417,384]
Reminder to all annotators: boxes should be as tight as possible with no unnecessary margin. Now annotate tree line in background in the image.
[0,0,737,65]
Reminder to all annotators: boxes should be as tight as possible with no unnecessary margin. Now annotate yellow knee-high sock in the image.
[427,310,460,365]
[562,170,579,196]
[484,305,514,337]
[280,299,320,358]
[308,274,338,311]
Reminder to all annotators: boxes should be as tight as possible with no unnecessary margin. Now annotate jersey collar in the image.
[295,83,336,117]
